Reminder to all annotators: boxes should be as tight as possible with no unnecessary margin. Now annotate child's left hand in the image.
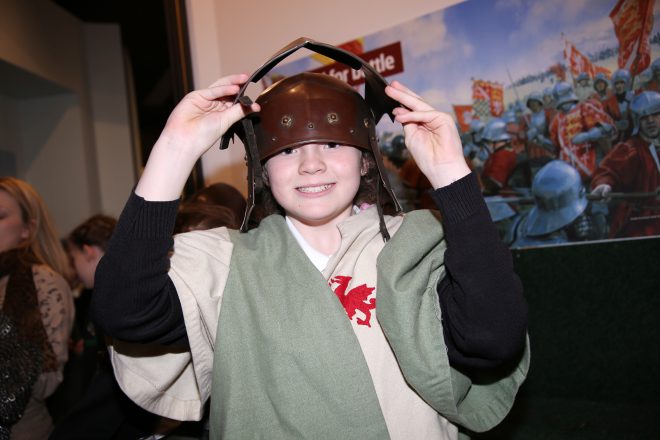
[385,81,471,188]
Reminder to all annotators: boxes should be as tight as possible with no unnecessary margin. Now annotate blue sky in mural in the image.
[268,0,660,134]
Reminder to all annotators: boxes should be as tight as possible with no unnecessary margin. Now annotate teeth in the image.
[298,184,332,193]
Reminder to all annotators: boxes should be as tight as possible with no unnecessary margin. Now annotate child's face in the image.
[68,244,102,289]
[265,143,365,227]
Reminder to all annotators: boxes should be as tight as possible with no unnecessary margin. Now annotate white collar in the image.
[285,216,331,272]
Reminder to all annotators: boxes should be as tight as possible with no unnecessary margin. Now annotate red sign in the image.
[310,42,404,87]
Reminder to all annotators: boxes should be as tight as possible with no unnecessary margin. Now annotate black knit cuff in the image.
[428,172,484,225]
[116,190,181,239]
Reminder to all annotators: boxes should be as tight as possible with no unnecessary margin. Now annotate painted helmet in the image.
[469,119,485,143]
[652,58,660,74]
[220,38,401,237]
[593,72,609,88]
[631,91,660,136]
[526,91,544,109]
[502,110,517,124]
[481,118,511,143]
[552,82,579,109]
[524,160,587,236]
[576,72,590,83]
[381,134,408,164]
[611,69,632,91]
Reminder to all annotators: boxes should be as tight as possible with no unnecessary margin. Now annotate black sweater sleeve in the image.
[430,172,528,370]
[91,192,189,346]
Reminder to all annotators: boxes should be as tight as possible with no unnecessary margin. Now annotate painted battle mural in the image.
[264,0,660,248]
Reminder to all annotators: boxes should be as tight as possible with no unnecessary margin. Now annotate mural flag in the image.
[564,39,596,77]
[610,0,655,75]
[489,82,504,117]
[472,79,492,119]
[452,105,474,132]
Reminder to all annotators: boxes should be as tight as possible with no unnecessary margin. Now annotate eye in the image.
[279,148,295,156]
[325,143,339,149]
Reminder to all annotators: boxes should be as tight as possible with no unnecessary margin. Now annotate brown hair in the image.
[174,203,239,234]
[0,177,71,278]
[67,214,117,252]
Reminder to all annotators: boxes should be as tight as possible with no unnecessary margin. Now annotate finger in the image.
[221,102,261,126]
[394,109,453,129]
[207,73,251,88]
[386,84,434,112]
[197,84,243,102]
[389,81,424,100]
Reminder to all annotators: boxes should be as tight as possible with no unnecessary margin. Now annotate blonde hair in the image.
[0,177,71,278]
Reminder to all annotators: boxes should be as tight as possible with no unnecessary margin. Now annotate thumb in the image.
[215,102,260,134]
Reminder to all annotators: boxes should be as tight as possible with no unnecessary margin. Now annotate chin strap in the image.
[375,179,391,242]
[240,114,261,232]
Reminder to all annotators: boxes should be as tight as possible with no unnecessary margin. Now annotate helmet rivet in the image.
[281,115,293,127]
[327,112,339,124]
[307,122,315,129]
[271,137,277,142]
[349,129,355,134]
[363,118,371,128]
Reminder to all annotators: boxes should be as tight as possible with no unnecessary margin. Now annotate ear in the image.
[360,155,369,177]
[19,219,36,242]
[81,244,101,262]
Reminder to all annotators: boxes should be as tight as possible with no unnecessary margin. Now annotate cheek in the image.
[0,220,28,251]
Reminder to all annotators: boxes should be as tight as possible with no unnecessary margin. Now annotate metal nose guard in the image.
[220,37,402,236]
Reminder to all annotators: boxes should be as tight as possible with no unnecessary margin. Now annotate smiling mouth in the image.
[297,184,334,194]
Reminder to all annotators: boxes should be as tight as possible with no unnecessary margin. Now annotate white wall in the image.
[186,0,465,193]
[84,24,136,218]
[0,0,134,234]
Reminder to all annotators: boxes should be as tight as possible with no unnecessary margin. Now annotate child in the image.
[93,40,529,439]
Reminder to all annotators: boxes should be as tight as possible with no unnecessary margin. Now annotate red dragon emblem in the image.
[329,276,376,327]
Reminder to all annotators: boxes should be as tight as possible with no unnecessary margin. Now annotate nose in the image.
[298,145,326,175]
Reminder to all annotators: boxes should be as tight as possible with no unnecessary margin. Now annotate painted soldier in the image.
[506,160,606,248]
[521,91,557,160]
[549,82,615,181]
[602,69,635,143]
[643,58,660,92]
[575,72,592,102]
[462,119,489,173]
[542,87,555,109]
[591,91,660,238]
[481,118,518,194]
[590,72,610,103]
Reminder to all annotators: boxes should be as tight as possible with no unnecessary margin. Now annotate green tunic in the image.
[210,211,529,439]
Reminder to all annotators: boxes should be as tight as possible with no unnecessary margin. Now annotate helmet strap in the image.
[240,118,262,232]
[375,178,391,242]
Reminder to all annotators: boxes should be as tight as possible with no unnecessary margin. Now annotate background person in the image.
[0,177,74,440]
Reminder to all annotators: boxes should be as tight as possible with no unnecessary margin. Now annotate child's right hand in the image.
[136,74,259,201]
[159,74,259,160]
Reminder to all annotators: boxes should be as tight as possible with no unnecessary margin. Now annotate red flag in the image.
[489,82,504,117]
[472,79,492,119]
[593,64,612,78]
[548,62,567,81]
[610,0,655,75]
[564,40,595,77]
[452,105,474,132]
[472,79,491,100]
